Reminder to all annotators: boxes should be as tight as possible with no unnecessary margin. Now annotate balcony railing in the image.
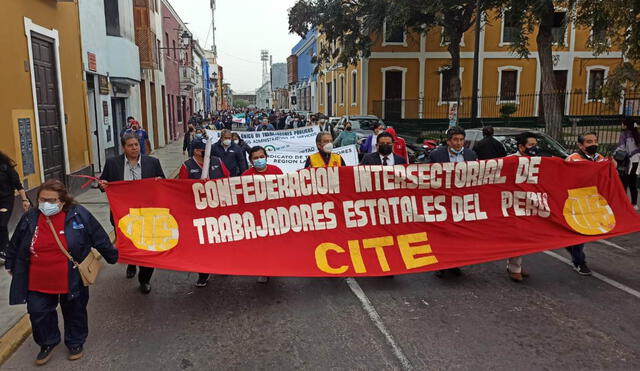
[180,66,197,91]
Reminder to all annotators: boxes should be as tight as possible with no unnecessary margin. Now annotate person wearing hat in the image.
[177,138,229,287]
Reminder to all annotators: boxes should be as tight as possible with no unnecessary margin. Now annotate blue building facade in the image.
[289,28,317,112]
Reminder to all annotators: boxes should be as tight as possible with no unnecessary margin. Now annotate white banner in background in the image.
[267,145,359,173]
[206,126,320,153]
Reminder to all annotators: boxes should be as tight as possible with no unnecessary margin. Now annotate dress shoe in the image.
[68,345,83,361]
[35,344,56,366]
[126,265,137,279]
[256,276,269,284]
[509,271,523,282]
[521,269,530,278]
[139,282,151,294]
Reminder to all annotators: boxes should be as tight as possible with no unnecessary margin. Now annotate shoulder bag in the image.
[45,217,102,286]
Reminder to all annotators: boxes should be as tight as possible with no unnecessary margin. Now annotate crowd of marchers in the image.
[0,111,639,365]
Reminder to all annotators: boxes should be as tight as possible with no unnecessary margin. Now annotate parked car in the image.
[335,115,386,142]
[328,117,341,127]
[417,127,569,163]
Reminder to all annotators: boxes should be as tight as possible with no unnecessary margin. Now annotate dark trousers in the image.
[0,196,14,251]
[130,265,154,285]
[27,288,89,348]
[566,244,586,267]
[620,162,639,205]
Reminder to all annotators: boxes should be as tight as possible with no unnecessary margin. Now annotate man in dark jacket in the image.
[361,132,408,165]
[211,129,248,176]
[98,133,165,294]
[473,126,507,160]
[428,126,477,278]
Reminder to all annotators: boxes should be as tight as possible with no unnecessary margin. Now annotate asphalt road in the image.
[3,234,639,370]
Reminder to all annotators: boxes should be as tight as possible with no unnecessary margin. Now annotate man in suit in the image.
[98,133,166,294]
[428,126,478,278]
[318,119,335,139]
[210,129,248,176]
[360,132,408,166]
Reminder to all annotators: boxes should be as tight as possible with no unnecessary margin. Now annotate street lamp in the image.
[180,30,192,46]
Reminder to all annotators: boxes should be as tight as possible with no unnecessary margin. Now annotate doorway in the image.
[539,70,568,117]
[327,82,333,116]
[150,82,159,150]
[32,33,65,182]
[384,70,403,121]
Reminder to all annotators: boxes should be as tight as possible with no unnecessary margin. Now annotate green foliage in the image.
[234,99,249,109]
[499,103,518,118]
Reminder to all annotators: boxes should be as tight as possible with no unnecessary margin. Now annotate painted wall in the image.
[1,1,92,189]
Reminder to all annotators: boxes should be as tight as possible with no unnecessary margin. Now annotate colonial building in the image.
[316,10,624,121]
[79,0,141,171]
[288,29,318,113]
[133,0,168,149]
[1,0,94,194]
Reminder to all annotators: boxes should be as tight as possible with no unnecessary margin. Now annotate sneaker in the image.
[68,345,83,361]
[574,264,592,276]
[195,276,209,287]
[35,344,56,366]
[509,271,523,282]
[256,276,269,284]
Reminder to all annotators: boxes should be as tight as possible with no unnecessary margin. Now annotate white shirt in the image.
[379,153,395,166]
[124,155,142,181]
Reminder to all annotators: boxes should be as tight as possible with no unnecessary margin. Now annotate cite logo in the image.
[118,208,179,252]
[563,186,616,235]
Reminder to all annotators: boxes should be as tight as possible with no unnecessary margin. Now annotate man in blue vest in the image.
[178,139,229,287]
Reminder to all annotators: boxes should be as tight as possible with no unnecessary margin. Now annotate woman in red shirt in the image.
[5,180,118,365]
[242,146,283,284]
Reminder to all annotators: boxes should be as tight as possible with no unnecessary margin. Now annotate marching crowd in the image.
[0,111,638,365]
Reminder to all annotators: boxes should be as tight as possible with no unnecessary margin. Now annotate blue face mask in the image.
[449,147,464,155]
[39,202,61,217]
[253,158,267,169]
[195,134,203,139]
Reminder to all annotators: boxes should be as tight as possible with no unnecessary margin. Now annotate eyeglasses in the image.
[38,198,59,203]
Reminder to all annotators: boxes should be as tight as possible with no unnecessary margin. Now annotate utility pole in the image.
[210,0,217,57]
[471,0,481,126]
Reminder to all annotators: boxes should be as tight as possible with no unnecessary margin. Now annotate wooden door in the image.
[539,70,568,117]
[161,85,168,144]
[32,33,65,182]
[384,70,403,121]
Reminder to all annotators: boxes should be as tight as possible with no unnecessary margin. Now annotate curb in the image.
[0,314,31,365]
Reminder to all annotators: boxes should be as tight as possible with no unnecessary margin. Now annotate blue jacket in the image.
[5,205,118,305]
[428,146,478,163]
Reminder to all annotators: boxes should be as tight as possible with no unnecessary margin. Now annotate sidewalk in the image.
[0,139,185,362]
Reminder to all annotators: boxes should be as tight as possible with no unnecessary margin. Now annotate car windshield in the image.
[349,119,378,130]
[494,134,569,158]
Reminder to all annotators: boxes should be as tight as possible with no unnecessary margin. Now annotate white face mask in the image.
[233,139,240,144]
[222,139,232,146]
[322,143,333,153]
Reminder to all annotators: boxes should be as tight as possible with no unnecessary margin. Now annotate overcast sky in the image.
[168,0,301,94]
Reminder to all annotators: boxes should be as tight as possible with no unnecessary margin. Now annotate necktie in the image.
[383,156,388,166]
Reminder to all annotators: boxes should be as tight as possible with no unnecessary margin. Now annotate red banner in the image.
[107,157,640,276]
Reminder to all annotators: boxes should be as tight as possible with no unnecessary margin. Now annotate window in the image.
[499,70,518,102]
[587,68,606,101]
[320,82,324,105]
[340,75,345,105]
[552,11,567,44]
[333,78,337,103]
[172,40,177,59]
[501,9,518,44]
[351,71,357,104]
[383,20,405,44]
[440,69,457,103]
[104,0,120,37]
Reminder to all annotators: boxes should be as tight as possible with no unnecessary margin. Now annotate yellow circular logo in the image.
[118,208,179,252]
[563,186,616,235]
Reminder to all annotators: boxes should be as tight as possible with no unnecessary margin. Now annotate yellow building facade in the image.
[0,0,93,193]
[316,10,624,121]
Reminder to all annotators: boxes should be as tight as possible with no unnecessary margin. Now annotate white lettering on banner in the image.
[267,145,360,173]
[501,191,551,217]
[206,127,320,153]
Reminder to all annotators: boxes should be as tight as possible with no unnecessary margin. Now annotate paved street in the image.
[2,135,639,371]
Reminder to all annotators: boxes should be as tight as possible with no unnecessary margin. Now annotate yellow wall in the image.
[1,0,91,189]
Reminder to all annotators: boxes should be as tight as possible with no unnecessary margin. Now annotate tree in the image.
[574,0,640,102]
[235,99,249,109]
[289,0,501,103]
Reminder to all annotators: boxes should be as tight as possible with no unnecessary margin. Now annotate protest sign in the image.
[268,145,360,173]
[207,126,320,153]
[108,157,640,277]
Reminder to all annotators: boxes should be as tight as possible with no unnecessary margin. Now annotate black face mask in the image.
[524,146,540,156]
[346,126,352,131]
[585,145,598,155]
[379,144,393,156]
